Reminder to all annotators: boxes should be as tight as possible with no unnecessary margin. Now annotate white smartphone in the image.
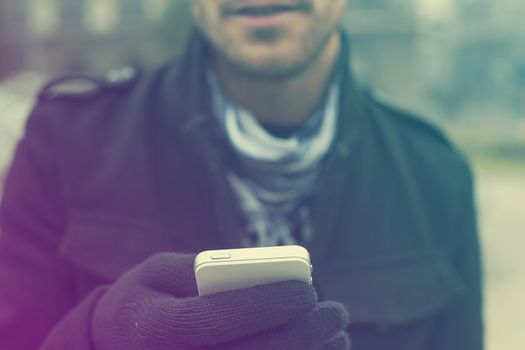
[194,245,313,296]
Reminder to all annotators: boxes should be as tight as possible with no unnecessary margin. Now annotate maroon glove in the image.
[91,252,350,350]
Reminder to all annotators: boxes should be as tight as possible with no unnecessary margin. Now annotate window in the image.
[28,0,60,37]
[143,0,170,21]
[85,0,119,34]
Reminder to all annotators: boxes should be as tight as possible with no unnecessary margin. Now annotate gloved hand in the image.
[91,252,350,350]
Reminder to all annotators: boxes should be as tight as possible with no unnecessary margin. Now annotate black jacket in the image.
[0,31,483,349]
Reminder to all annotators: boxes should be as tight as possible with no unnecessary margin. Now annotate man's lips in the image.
[221,2,311,18]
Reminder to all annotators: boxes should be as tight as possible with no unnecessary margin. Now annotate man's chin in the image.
[227,47,311,80]
[232,59,312,81]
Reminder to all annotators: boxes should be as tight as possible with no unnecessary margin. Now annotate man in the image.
[0,1,483,349]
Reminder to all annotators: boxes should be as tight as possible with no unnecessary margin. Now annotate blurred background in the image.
[0,0,524,348]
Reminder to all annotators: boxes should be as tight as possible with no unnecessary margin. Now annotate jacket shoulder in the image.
[37,66,140,103]
[25,66,153,146]
[367,89,454,150]
[365,89,473,196]
[25,62,184,152]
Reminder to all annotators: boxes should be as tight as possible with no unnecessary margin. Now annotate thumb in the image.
[136,252,198,297]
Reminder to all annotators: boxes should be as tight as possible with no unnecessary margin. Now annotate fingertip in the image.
[139,252,199,296]
[275,280,318,311]
[320,331,351,350]
[315,301,350,333]
[327,301,349,323]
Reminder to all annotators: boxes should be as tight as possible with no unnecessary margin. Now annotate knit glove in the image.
[91,252,350,350]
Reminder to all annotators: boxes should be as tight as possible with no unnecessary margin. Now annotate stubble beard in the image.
[213,25,338,82]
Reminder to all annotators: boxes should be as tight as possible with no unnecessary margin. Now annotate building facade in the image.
[0,0,191,77]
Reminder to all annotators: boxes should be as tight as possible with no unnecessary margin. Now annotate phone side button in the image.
[210,253,232,260]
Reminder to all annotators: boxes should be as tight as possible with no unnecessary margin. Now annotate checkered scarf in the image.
[209,73,339,247]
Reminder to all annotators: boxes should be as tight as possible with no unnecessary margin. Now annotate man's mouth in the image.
[235,4,302,16]
[223,2,310,18]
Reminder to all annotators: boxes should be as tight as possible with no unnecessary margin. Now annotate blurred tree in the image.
[0,0,31,79]
[0,0,13,79]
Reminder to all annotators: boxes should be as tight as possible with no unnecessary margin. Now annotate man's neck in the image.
[211,32,341,127]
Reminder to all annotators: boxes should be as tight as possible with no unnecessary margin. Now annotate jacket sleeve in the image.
[428,160,484,350]
[39,286,107,350]
[0,103,99,350]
